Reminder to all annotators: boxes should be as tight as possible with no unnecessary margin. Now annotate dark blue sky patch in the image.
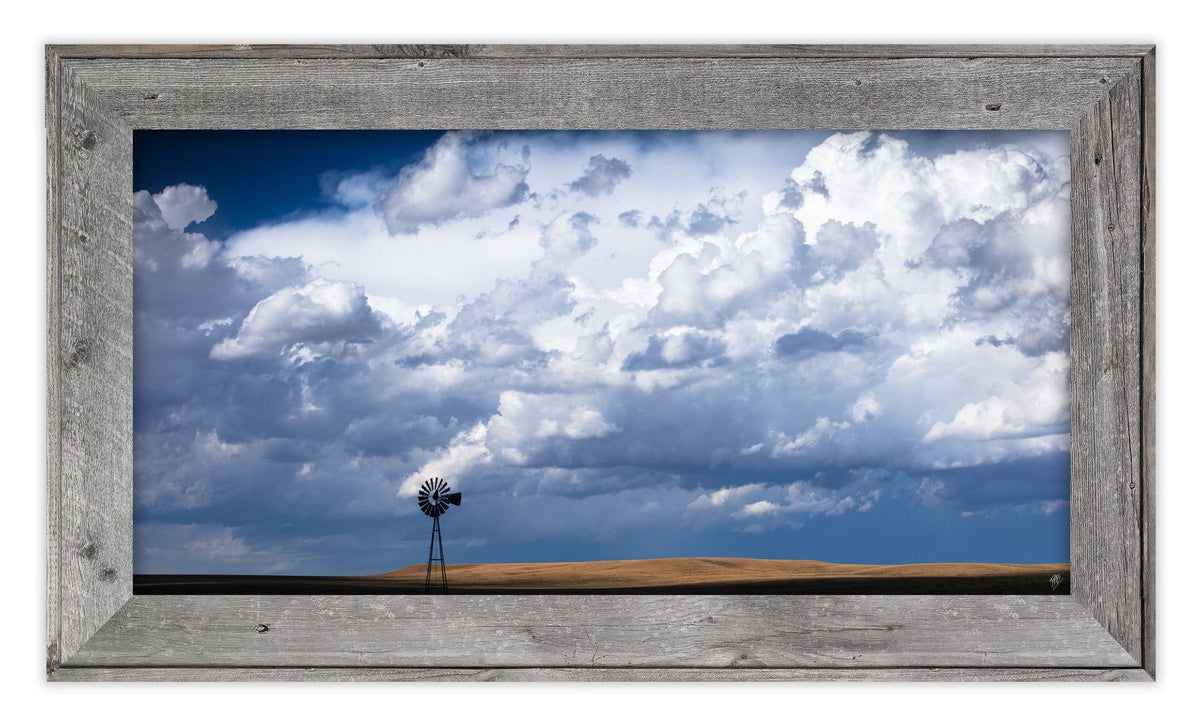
[135,130,443,237]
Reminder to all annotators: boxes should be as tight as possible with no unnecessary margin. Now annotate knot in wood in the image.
[73,128,97,152]
[65,339,91,368]
[431,45,468,59]
[984,103,1001,112]
[254,624,269,633]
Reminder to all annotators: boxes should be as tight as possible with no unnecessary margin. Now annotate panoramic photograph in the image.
[132,128,1071,595]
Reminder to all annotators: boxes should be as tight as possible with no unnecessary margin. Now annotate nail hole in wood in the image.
[77,232,89,244]
[254,624,270,633]
[1108,222,1116,231]
[984,103,1001,112]
[143,92,159,100]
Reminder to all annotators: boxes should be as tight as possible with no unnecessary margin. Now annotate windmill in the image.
[417,476,462,593]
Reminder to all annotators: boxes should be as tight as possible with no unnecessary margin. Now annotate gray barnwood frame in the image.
[45,44,1155,682]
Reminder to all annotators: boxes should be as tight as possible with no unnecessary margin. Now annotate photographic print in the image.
[131,128,1071,596]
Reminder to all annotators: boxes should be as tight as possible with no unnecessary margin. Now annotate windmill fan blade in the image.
[416,476,457,517]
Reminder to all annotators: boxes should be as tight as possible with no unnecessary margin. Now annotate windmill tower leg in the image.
[437,516,448,593]
[425,515,437,593]
[425,515,448,594]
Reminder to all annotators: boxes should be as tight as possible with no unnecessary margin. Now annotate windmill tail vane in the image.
[416,476,462,593]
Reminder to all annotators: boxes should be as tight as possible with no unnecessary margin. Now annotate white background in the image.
[3,2,1193,724]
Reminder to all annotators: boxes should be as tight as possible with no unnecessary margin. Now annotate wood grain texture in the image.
[48,666,1153,682]
[51,59,135,667]
[63,57,1139,131]
[48,44,1155,60]
[45,47,62,675]
[67,595,1136,669]
[44,44,1155,681]
[1140,48,1156,679]
[1069,67,1144,662]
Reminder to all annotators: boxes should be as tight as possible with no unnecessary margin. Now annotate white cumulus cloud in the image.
[211,279,381,360]
[378,132,529,233]
[152,183,218,231]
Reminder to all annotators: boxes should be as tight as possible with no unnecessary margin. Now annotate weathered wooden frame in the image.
[45,44,1155,682]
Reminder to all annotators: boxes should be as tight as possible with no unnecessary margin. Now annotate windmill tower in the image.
[417,477,462,593]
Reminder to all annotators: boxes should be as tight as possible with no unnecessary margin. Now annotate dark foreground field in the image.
[134,557,1070,595]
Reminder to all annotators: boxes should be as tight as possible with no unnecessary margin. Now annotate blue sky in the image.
[132,129,1071,575]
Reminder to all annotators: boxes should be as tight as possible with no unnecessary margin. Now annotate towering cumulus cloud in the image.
[133,130,1071,575]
